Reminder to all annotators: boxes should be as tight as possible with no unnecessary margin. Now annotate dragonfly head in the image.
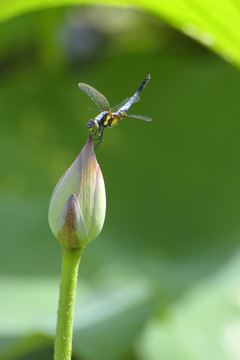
[87,119,99,133]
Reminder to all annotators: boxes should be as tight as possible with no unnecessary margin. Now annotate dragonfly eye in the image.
[87,120,99,132]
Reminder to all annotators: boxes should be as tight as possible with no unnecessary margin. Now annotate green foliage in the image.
[0,0,240,67]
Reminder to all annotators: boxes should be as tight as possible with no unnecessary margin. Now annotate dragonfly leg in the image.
[90,128,104,149]
[94,128,104,149]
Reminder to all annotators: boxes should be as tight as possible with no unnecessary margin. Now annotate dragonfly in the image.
[78,74,152,147]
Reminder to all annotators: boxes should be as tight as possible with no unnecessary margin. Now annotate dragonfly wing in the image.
[88,108,101,111]
[78,83,111,111]
[111,96,140,112]
[126,114,152,122]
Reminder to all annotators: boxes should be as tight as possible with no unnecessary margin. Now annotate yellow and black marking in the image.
[101,111,126,129]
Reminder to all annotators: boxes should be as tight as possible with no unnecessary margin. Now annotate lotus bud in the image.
[48,137,106,248]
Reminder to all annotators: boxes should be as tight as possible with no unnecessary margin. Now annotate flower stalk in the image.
[54,246,83,360]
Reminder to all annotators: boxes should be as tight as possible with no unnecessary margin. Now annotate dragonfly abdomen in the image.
[137,74,151,95]
[117,75,151,113]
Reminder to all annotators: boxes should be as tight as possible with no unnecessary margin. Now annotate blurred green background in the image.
[1,1,240,360]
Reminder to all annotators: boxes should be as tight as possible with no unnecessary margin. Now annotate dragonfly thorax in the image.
[87,119,99,133]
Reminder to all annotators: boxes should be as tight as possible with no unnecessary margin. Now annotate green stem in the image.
[54,245,83,360]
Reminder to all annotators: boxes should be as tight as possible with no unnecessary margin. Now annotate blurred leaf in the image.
[136,250,240,360]
[0,276,58,336]
[0,0,240,67]
[74,303,152,360]
[73,267,154,360]
[0,334,53,360]
[0,270,154,360]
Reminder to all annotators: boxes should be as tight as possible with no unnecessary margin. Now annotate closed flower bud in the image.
[48,137,106,248]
